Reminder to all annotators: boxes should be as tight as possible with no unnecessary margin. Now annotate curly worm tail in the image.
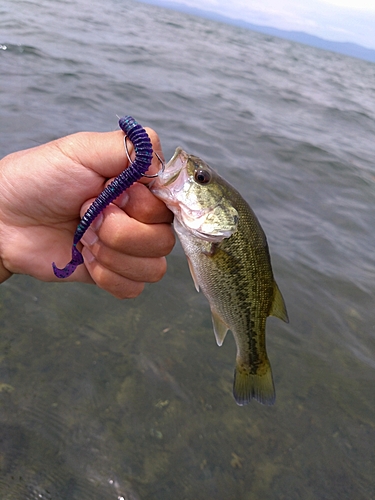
[52,116,153,278]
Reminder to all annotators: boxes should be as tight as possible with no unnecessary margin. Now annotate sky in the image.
[156,0,375,49]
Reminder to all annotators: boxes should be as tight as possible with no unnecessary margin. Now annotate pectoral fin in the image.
[211,309,229,346]
[269,282,289,323]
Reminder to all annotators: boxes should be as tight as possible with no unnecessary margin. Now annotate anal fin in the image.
[211,309,229,346]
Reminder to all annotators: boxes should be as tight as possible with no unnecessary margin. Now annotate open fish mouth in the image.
[151,148,191,208]
[157,147,188,187]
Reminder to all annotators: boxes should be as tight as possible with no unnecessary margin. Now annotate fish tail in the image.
[233,360,275,406]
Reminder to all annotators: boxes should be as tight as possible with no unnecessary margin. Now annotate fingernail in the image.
[83,248,95,264]
[117,192,129,208]
[81,228,98,247]
[91,212,103,231]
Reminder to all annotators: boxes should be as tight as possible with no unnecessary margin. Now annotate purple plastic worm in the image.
[52,116,153,278]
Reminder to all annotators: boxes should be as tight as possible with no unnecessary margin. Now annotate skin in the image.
[0,128,175,298]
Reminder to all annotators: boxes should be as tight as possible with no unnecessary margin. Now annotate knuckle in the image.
[139,203,156,221]
[92,244,113,267]
[149,257,167,283]
[150,226,176,257]
[103,222,124,249]
[161,228,176,255]
[113,282,145,299]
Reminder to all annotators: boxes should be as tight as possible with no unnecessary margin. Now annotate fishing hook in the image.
[123,134,165,178]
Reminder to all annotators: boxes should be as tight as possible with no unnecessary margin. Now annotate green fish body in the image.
[152,148,288,405]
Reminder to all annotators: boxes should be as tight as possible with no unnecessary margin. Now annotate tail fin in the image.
[233,360,275,406]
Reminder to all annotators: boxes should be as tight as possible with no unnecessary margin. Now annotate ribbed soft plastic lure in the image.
[52,115,153,278]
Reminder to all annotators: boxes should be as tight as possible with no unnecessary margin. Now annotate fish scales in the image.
[152,148,288,406]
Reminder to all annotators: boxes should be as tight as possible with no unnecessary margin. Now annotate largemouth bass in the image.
[151,148,288,405]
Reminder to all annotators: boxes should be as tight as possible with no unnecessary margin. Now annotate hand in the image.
[0,128,175,298]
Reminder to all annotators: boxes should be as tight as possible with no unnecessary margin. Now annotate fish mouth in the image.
[151,147,189,203]
[159,147,188,186]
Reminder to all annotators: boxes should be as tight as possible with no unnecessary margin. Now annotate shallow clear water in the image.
[0,0,374,498]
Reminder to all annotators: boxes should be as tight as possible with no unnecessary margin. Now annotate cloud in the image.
[165,0,375,49]
[323,0,375,10]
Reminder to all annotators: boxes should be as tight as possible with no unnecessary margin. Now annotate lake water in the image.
[0,0,374,498]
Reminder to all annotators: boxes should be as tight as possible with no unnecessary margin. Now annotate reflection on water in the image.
[0,255,374,498]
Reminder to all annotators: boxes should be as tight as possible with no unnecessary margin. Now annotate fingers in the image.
[81,184,175,256]
[79,185,175,299]
[111,182,174,224]
[60,123,173,298]
[81,249,166,299]
[85,216,175,258]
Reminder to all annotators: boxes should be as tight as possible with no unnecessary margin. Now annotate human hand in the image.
[0,128,175,298]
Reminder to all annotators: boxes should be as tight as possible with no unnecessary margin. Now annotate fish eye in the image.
[194,168,211,184]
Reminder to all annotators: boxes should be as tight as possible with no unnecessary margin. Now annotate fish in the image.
[151,147,288,406]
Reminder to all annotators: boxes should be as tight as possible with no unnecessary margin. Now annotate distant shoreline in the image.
[137,0,375,64]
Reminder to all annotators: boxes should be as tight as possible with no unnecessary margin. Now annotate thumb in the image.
[57,127,163,180]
